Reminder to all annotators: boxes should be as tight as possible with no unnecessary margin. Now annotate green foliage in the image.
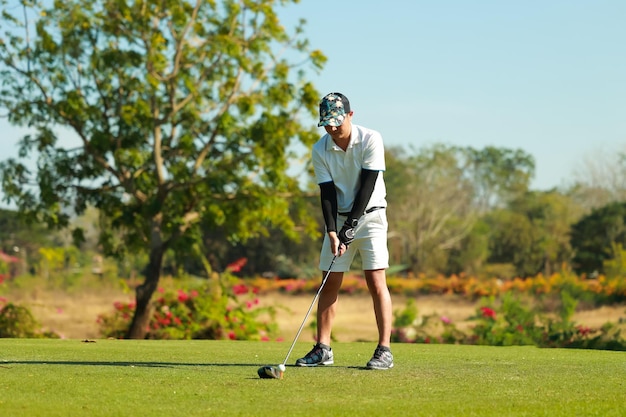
[571,201,626,274]
[0,0,326,338]
[0,302,59,338]
[486,191,578,277]
[603,243,626,277]
[391,299,466,344]
[0,0,324,257]
[392,298,418,327]
[392,292,626,351]
[98,278,280,341]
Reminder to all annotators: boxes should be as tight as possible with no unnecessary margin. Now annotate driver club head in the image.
[257,365,284,379]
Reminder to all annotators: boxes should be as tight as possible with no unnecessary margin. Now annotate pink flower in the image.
[441,316,451,324]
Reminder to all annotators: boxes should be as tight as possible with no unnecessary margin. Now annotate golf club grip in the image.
[281,255,338,366]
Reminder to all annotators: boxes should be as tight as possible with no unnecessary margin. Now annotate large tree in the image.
[385,144,534,274]
[0,0,325,338]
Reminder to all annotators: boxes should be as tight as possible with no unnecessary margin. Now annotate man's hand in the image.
[328,232,348,256]
[338,221,356,246]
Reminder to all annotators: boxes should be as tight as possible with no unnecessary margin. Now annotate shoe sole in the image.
[295,360,334,367]
[366,363,394,370]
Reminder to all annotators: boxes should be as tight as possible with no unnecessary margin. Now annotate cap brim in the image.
[318,118,342,127]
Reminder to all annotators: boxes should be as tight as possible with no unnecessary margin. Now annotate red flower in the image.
[480,307,497,319]
[177,290,189,302]
[228,331,237,340]
[232,284,248,295]
[576,325,592,336]
[226,257,247,273]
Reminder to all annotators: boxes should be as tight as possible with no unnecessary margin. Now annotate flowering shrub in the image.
[244,271,626,305]
[0,301,60,338]
[391,299,466,344]
[98,278,281,341]
[391,292,626,351]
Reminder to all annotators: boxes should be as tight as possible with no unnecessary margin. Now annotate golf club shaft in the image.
[281,255,338,366]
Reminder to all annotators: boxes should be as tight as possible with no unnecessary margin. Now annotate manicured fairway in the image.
[0,339,624,416]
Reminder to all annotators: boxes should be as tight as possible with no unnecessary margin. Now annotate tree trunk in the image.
[126,246,165,339]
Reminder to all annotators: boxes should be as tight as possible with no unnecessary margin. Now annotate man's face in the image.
[324,112,353,142]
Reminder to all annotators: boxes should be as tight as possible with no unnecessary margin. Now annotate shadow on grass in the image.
[0,361,373,371]
[1,360,264,368]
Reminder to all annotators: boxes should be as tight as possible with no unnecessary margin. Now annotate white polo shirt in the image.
[312,124,387,214]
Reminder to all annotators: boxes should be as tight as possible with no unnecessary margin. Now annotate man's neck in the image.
[333,125,352,151]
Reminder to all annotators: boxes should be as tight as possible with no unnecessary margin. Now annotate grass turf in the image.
[0,339,624,416]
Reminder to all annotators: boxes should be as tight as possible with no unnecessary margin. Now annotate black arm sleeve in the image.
[319,181,338,232]
[348,169,379,220]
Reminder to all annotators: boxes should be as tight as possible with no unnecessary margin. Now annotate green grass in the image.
[0,339,624,417]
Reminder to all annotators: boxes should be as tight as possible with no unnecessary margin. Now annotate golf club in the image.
[257,254,339,379]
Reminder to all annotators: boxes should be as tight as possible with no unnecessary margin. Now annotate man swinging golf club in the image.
[295,92,394,370]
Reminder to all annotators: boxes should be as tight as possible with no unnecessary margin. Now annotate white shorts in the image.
[319,209,389,272]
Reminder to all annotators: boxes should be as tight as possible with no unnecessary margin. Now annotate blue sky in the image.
[278,0,626,190]
[2,0,625,191]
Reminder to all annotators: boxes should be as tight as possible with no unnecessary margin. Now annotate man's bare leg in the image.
[316,271,344,345]
[364,269,392,347]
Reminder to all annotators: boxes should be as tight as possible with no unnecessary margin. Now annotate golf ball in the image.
[278,364,286,372]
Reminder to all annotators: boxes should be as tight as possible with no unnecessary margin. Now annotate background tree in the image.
[570,202,626,275]
[0,208,56,276]
[568,147,626,211]
[487,191,580,277]
[0,0,325,338]
[385,144,534,274]
[460,146,535,212]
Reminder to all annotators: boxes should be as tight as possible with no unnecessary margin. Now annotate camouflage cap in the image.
[318,92,351,127]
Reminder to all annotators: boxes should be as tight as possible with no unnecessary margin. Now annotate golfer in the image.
[295,92,394,370]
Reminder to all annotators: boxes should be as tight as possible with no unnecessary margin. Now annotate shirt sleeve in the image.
[362,131,386,171]
[312,137,333,184]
